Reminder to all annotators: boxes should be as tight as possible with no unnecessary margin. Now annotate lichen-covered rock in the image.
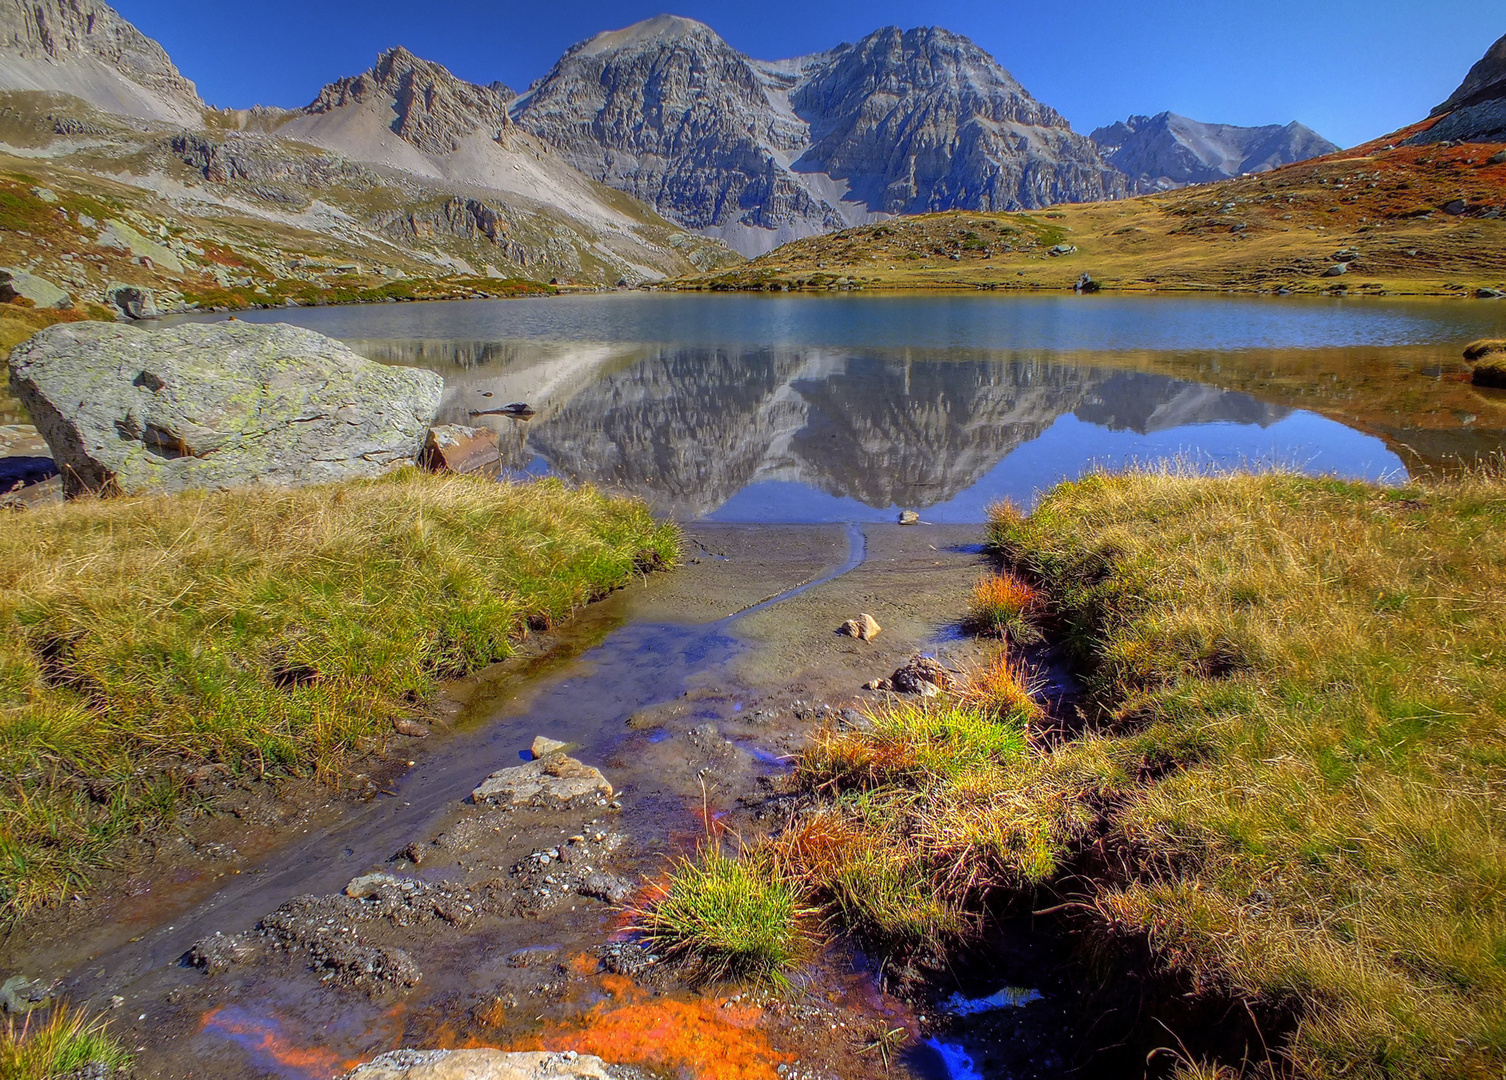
[8,320,443,496]
[0,268,71,310]
[345,1049,624,1080]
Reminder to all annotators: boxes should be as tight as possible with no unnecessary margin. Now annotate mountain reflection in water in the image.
[351,339,1406,522]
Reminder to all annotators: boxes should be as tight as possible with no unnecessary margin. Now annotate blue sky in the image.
[119,1,1500,148]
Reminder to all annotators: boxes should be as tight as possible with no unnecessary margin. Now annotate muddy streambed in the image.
[0,522,1102,1080]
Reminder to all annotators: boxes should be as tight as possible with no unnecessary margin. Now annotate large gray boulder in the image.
[8,320,444,496]
[345,1050,625,1080]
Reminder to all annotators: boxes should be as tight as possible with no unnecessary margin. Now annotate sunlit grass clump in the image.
[964,571,1040,642]
[634,848,814,985]
[0,1003,130,1079]
[0,469,678,918]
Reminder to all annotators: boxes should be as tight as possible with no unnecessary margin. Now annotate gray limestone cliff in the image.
[1090,112,1339,193]
[511,17,1124,256]
[0,0,202,123]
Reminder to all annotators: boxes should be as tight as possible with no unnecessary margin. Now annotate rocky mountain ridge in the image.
[512,17,1127,256]
[1413,31,1506,145]
[0,9,740,298]
[1090,112,1338,193]
[0,0,203,124]
[304,46,514,157]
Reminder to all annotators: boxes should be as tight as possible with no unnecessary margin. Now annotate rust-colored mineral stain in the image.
[512,978,792,1080]
[199,1004,362,1079]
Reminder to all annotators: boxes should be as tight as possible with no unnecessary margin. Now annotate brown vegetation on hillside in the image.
[681,138,1506,297]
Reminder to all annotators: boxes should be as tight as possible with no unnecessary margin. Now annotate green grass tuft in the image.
[634,847,814,985]
[0,1003,130,1079]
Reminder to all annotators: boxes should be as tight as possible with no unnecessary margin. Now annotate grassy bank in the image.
[0,470,677,917]
[981,470,1506,1078]
[645,468,1506,1078]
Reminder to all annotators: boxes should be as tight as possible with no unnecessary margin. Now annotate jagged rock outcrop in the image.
[305,46,513,156]
[512,17,1124,256]
[167,132,376,191]
[1091,112,1339,193]
[1412,32,1506,145]
[8,321,443,496]
[0,0,203,123]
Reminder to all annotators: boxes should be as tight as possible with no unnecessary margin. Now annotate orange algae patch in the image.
[569,952,601,976]
[513,978,792,1080]
[199,1004,362,1079]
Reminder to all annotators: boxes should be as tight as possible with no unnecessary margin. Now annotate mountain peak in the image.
[306,47,513,156]
[1090,112,1338,193]
[577,14,720,56]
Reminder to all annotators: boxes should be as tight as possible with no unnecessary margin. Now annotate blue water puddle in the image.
[925,1038,985,1080]
[942,986,1044,1015]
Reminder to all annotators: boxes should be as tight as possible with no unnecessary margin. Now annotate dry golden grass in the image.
[0,470,677,917]
[983,467,1506,1079]
[757,655,1065,949]
[965,571,1040,642]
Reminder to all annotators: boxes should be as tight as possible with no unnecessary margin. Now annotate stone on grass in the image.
[0,269,71,310]
[393,717,431,738]
[839,613,882,641]
[345,1049,624,1080]
[471,755,612,809]
[8,320,444,496]
[105,281,157,320]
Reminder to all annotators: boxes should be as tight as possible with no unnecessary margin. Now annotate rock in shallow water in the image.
[471,754,613,808]
[8,321,443,496]
[345,1050,625,1080]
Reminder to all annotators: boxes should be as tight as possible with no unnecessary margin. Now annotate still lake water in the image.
[163,293,1506,522]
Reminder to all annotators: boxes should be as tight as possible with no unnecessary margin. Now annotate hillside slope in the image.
[0,0,203,124]
[679,135,1506,297]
